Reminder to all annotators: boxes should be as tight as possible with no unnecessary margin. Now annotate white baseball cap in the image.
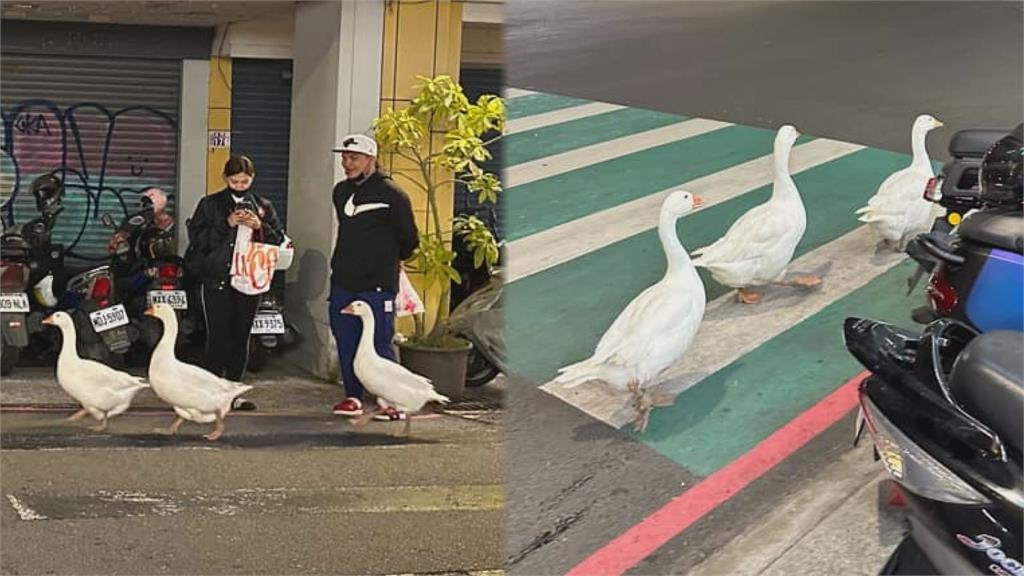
[333,134,378,157]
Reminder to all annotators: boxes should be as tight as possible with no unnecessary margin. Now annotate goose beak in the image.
[693,194,705,208]
[934,119,944,128]
[341,304,354,315]
[144,306,155,317]
[41,314,55,325]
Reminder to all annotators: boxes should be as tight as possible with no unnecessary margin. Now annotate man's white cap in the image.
[333,134,378,157]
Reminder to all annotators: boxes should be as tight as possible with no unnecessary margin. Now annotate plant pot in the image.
[397,337,472,401]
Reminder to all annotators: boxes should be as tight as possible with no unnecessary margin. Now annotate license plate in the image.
[89,304,129,332]
[251,313,285,335]
[147,290,188,310]
[0,292,29,313]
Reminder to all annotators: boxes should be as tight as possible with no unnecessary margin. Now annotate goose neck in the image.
[659,210,691,275]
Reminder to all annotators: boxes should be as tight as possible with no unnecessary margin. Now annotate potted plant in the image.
[373,74,505,400]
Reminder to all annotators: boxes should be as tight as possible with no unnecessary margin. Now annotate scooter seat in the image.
[949,330,1024,453]
[959,210,1024,254]
[948,129,1007,158]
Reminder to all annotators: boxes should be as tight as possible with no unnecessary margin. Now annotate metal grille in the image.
[230,58,293,227]
[1,53,181,264]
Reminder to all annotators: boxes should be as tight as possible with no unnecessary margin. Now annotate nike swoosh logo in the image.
[344,194,390,217]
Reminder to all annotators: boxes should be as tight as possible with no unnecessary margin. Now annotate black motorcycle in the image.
[19,174,132,366]
[102,195,192,364]
[0,229,32,375]
[846,316,1022,575]
[906,125,1023,333]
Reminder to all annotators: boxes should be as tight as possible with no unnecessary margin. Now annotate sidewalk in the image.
[0,362,504,436]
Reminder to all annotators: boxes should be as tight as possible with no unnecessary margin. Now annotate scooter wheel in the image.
[0,339,20,376]
[465,347,499,387]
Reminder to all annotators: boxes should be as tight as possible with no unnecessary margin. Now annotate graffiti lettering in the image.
[12,113,52,136]
[1,99,178,262]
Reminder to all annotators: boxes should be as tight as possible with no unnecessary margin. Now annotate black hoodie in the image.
[185,188,284,283]
[330,171,419,293]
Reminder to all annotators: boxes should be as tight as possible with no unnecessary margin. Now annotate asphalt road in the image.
[0,411,503,575]
[503,1,1022,573]
[507,0,1024,159]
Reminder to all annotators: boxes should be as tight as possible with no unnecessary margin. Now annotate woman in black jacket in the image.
[185,155,284,410]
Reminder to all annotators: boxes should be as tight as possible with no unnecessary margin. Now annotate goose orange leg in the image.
[65,408,89,423]
[154,417,184,436]
[88,416,109,433]
[737,288,763,304]
[204,413,225,441]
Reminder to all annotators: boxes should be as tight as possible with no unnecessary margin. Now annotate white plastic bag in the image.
[395,268,424,317]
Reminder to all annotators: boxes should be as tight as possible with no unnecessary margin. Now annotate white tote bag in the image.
[229,226,278,295]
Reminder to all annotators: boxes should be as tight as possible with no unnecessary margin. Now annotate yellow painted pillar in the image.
[206,56,233,193]
[379,0,464,335]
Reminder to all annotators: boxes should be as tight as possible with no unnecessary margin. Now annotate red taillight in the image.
[158,263,179,280]
[91,276,112,308]
[927,267,958,315]
[0,264,26,290]
[158,263,179,290]
[923,177,942,202]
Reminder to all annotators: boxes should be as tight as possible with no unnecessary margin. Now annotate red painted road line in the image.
[566,371,867,576]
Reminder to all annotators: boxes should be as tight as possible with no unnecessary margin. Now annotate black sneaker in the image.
[232,398,257,411]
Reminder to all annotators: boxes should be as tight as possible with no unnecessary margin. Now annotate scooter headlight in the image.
[861,396,991,505]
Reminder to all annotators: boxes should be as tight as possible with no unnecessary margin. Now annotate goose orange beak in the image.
[144,306,155,317]
[693,194,704,208]
[341,304,354,315]
[41,314,55,325]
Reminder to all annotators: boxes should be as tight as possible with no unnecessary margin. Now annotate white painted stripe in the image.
[508,138,866,283]
[507,102,627,135]
[539,225,908,428]
[6,494,47,520]
[504,88,537,99]
[505,118,732,187]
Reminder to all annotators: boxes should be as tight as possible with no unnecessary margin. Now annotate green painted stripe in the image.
[638,259,919,476]
[506,107,687,166]
[507,93,592,120]
[506,126,815,241]
[506,147,909,384]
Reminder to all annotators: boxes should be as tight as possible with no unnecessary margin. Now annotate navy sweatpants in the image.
[328,285,396,399]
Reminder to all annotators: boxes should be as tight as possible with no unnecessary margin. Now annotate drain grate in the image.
[441,396,503,414]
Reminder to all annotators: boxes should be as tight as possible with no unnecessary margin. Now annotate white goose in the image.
[552,190,706,432]
[145,303,253,440]
[42,311,150,431]
[342,300,449,437]
[855,113,944,250]
[691,125,820,304]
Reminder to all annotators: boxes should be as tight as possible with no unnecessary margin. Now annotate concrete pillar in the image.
[205,55,232,193]
[282,0,385,380]
[176,59,210,253]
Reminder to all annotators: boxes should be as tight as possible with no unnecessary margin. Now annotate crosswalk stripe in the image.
[508,138,866,282]
[504,88,537,99]
[507,102,627,135]
[506,118,733,188]
[539,225,908,428]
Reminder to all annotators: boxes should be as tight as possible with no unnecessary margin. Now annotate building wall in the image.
[379,0,464,336]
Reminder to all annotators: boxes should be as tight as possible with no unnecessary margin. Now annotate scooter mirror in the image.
[101,213,115,228]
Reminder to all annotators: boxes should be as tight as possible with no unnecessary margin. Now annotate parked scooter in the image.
[906,124,1023,332]
[103,190,192,364]
[447,266,505,387]
[19,173,133,366]
[845,316,1023,575]
[0,228,32,375]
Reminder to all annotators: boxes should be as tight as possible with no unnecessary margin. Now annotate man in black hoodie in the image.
[329,134,419,418]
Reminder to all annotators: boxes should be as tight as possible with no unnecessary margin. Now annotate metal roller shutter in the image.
[230,58,293,227]
[456,67,504,240]
[1,53,181,264]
